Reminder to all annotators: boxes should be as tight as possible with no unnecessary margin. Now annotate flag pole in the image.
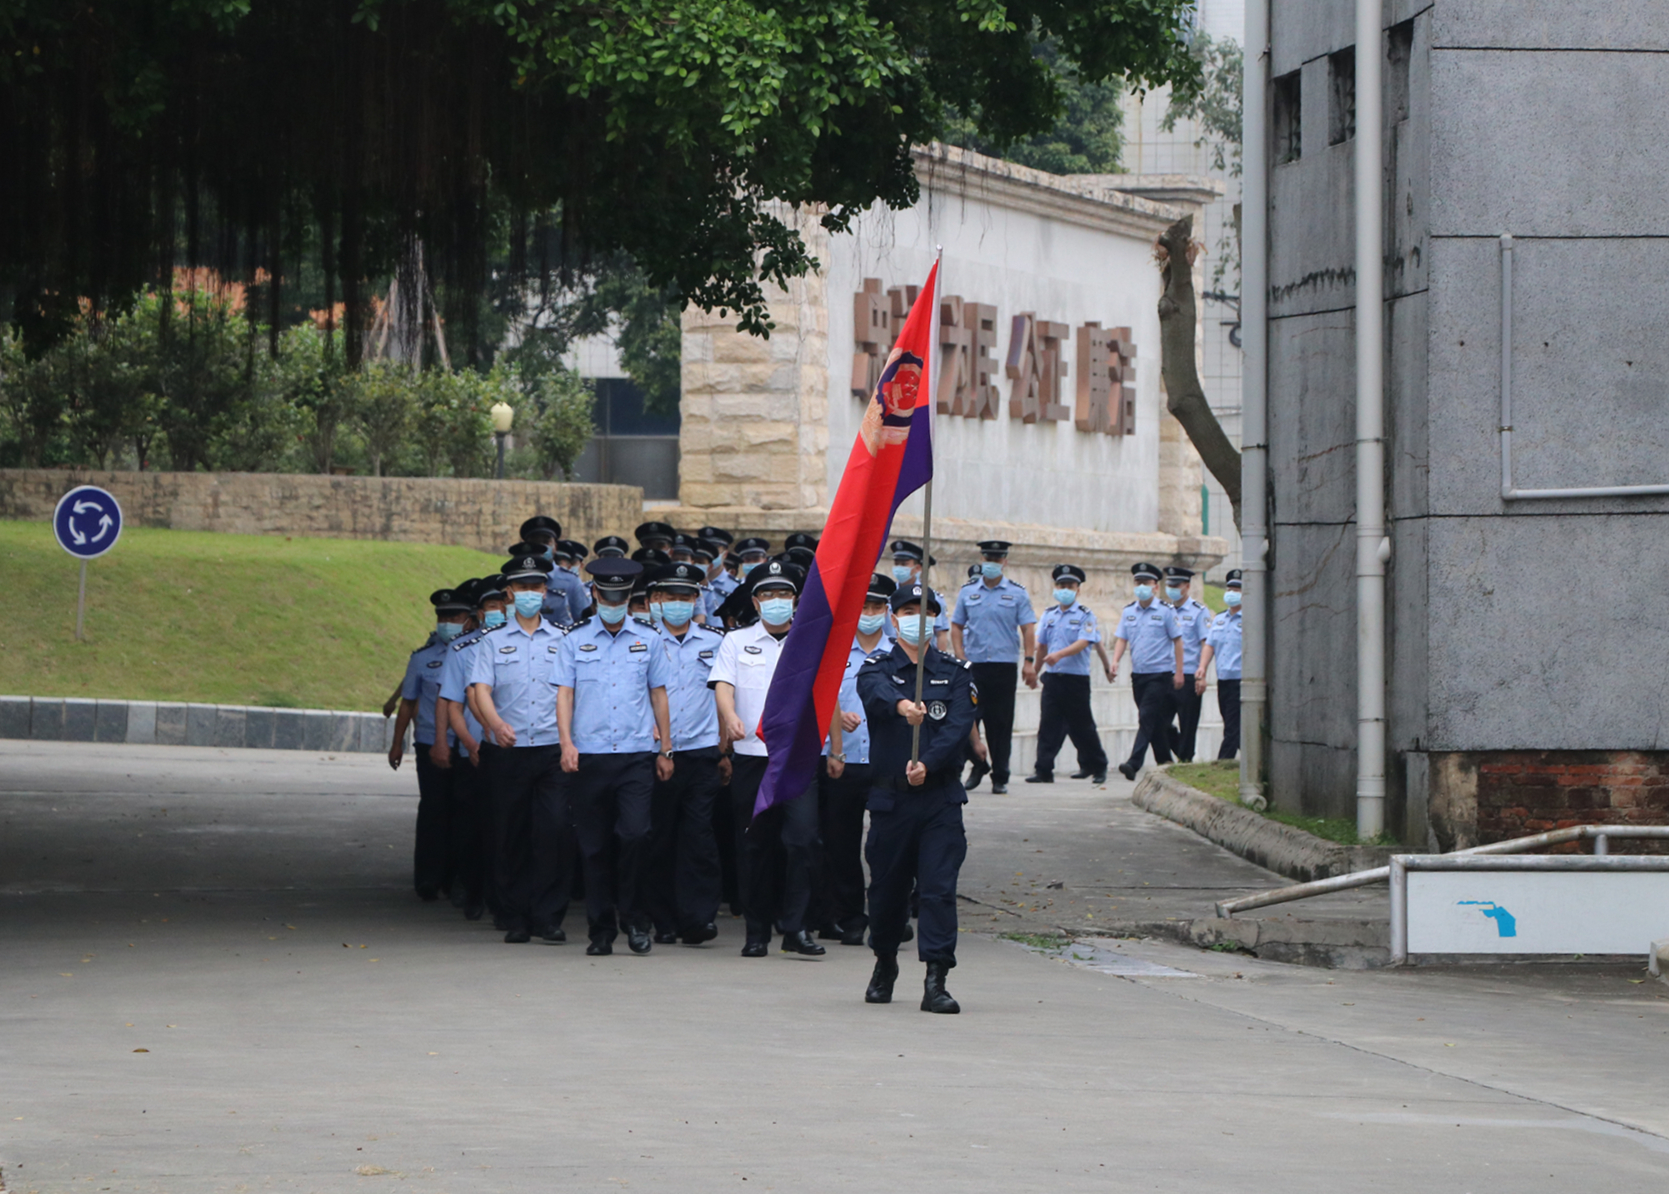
[910,246,943,765]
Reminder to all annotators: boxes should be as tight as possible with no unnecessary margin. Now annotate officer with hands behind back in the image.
[950,540,1037,794]
[1026,564,1108,785]
[857,584,977,1015]
[1109,562,1184,781]
[1162,566,1214,763]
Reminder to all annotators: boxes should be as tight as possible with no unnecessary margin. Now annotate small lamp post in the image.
[490,400,514,480]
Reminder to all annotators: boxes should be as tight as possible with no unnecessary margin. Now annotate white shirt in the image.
[707,620,788,757]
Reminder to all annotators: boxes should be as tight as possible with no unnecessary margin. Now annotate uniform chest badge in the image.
[548,645,561,653]
[928,678,949,686]
[890,675,906,685]
[629,642,648,653]
[744,645,763,655]
[499,645,518,654]
[927,701,948,721]
[579,643,598,652]
[698,650,714,660]
[967,594,982,604]
[999,595,1014,604]
[426,660,443,668]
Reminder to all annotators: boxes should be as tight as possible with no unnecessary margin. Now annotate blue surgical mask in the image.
[482,608,507,629]
[857,612,886,636]
[436,621,463,642]
[1053,589,1076,607]
[1165,585,1182,602]
[512,591,544,618]
[892,564,913,585]
[642,605,660,624]
[741,559,762,577]
[895,613,928,646]
[1134,584,1153,603]
[1224,590,1242,607]
[981,561,1003,580]
[759,596,795,626]
[597,601,628,625]
[539,547,556,562]
[658,599,696,626]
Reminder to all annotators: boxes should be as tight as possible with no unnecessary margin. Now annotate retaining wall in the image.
[0,695,401,754]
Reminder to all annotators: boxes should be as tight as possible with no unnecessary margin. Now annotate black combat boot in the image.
[865,954,900,1004]
[920,961,960,1014]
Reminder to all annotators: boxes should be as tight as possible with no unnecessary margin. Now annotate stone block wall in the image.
[1428,750,1669,852]
[0,469,643,552]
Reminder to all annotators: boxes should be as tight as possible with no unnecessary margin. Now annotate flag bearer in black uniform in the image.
[856,584,978,1014]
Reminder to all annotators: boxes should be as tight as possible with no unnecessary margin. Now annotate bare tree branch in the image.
[1156,214,1242,531]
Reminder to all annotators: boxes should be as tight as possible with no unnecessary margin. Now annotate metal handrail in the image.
[1214,824,1669,918]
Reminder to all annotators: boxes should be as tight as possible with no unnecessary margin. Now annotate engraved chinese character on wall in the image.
[1109,325,1137,436]
[1006,313,1071,424]
[850,278,893,400]
[1074,323,1138,436]
[936,296,1001,419]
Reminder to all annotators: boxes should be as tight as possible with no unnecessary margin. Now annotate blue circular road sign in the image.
[53,485,124,560]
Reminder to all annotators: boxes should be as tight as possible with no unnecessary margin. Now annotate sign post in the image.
[52,484,124,641]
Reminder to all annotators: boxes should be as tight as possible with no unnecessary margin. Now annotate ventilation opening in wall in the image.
[1273,70,1302,164]
[1328,47,1356,146]
[1388,18,1414,123]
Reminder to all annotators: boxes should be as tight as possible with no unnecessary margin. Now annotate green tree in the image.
[527,366,596,481]
[274,325,354,474]
[0,326,67,466]
[940,41,1125,175]
[1162,31,1243,291]
[351,361,418,477]
[413,369,494,478]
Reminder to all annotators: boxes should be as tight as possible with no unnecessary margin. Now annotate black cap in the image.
[631,547,671,566]
[784,532,819,553]
[890,539,923,562]
[1225,569,1244,587]
[1051,564,1087,584]
[503,554,554,583]
[692,537,722,563]
[669,532,701,557]
[559,539,588,562]
[519,515,562,542]
[650,562,706,593]
[505,539,546,557]
[431,588,472,614]
[967,563,982,579]
[1163,566,1194,582]
[889,584,943,615]
[594,535,631,558]
[750,558,802,594]
[634,520,676,546]
[723,551,741,569]
[698,526,734,546]
[631,572,655,599]
[735,537,770,556]
[586,558,644,595]
[783,546,816,569]
[1131,561,1162,581]
[474,576,508,604]
[866,573,898,602]
[976,540,1012,556]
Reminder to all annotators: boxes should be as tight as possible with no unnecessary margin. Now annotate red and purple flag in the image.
[752,260,940,814]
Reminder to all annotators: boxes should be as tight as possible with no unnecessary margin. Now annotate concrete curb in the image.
[1090,917,1391,970]
[0,695,399,754]
[1131,768,1393,883]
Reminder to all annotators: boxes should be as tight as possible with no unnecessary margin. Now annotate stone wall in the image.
[0,469,643,553]
[1428,750,1669,853]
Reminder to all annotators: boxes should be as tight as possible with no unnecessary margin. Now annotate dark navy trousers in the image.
[865,787,967,967]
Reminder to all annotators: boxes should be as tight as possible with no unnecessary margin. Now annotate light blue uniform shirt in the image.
[1115,600,1182,674]
[951,577,1037,664]
[824,636,886,765]
[657,621,724,750]
[542,567,590,626]
[1035,602,1101,677]
[400,640,454,747]
[553,616,673,754]
[1170,598,1215,672]
[1206,610,1243,680]
[465,619,566,747]
[438,628,489,744]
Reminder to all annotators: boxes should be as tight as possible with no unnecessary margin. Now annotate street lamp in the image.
[490,400,514,480]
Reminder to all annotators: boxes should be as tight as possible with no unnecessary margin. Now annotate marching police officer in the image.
[519,516,591,625]
[950,540,1038,794]
[1163,566,1214,763]
[434,577,507,920]
[634,520,677,555]
[888,540,949,649]
[1197,569,1244,759]
[709,559,825,958]
[553,559,674,956]
[594,535,630,559]
[465,552,571,944]
[856,584,977,1014]
[642,562,727,944]
[390,585,475,901]
[733,537,770,581]
[1026,565,1108,785]
[1109,562,1184,781]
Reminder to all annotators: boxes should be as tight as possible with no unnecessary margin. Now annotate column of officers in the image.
[387,516,978,1011]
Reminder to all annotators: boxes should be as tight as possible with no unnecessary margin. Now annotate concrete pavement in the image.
[3,740,1667,1192]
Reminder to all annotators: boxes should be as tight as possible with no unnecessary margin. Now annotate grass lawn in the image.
[1,520,500,711]
[1164,760,1391,846]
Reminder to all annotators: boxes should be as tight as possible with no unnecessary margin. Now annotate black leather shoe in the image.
[1091,773,1108,785]
[865,954,899,1003]
[900,921,915,943]
[1024,773,1053,784]
[503,927,531,944]
[585,940,613,956]
[840,923,868,947]
[627,927,653,955]
[921,961,960,1014]
[965,759,990,791]
[1117,762,1136,781]
[1069,769,1092,779]
[780,930,826,956]
[990,782,1008,794]
[817,924,843,940]
[653,930,679,945]
[463,899,485,921]
[535,924,566,943]
[740,939,770,958]
[682,922,719,945]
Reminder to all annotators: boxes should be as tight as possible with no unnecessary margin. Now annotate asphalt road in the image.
[3,739,1667,1193]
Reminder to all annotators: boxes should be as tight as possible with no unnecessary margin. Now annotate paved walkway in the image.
[3,740,1666,1192]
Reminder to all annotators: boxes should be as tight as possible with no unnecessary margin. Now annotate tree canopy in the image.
[0,0,1202,357]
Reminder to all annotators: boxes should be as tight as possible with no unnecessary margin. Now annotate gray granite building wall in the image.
[1264,2,1669,842]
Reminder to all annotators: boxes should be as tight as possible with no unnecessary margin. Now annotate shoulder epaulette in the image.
[632,616,656,628]
[570,616,593,630]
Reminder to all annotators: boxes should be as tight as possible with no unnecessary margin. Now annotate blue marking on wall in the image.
[1458,900,1518,938]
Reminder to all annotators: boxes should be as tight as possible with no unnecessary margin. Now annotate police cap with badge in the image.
[1163,566,1194,584]
[1224,569,1244,589]
[784,532,819,553]
[1131,561,1162,581]
[751,558,802,595]
[586,557,644,597]
[519,515,562,544]
[698,526,734,548]
[734,536,770,558]
[558,539,589,564]
[593,535,631,559]
[650,561,706,595]
[634,520,676,548]
[631,546,671,566]
[431,587,473,614]
[976,539,1012,558]
[503,552,555,584]
[473,575,508,605]
[867,573,898,602]
[889,583,943,614]
[1052,564,1087,585]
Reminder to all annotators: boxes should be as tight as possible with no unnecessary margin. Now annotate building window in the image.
[1273,70,1302,164]
[1388,19,1414,124]
[1328,47,1356,146]
[568,378,681,500]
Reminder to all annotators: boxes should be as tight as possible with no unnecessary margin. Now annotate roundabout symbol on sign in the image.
[53,485,124,560]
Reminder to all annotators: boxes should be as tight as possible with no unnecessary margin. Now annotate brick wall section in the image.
[1474,750,1669,851]
[0,469,643,553]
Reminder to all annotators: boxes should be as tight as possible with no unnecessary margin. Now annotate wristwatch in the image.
[1024,655,1035,662]
[660,749,674,760]
[829,752,845,763]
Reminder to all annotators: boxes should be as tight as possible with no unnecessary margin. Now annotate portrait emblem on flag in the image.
[860,348,925,456]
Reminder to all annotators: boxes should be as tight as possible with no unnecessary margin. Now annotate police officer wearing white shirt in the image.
[708,560,826,958]
[950,540,1038,794]
[641,562,727,945]
[1109,562,1185,781]
[465,553,572,944]
[553,558,674,956]
[1197,569,1244,759]
[1025,565,1108,785]
[1163,566,1215,763]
